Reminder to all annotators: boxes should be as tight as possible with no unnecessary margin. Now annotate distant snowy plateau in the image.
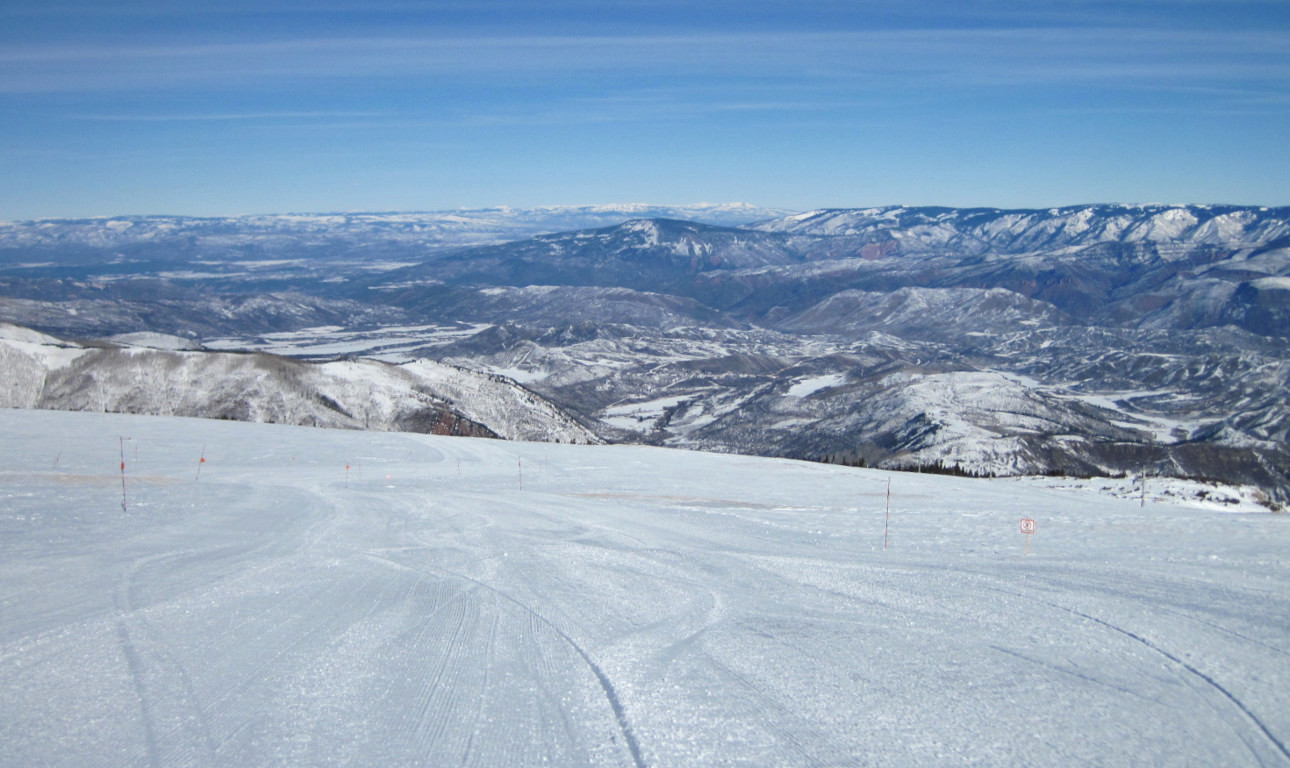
[1,202,1288,506]
[1,409,1288,765]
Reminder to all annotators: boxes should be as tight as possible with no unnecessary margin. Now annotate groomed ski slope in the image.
[1,409,1287,767]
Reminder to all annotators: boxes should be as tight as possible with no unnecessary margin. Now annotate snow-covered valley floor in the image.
[2,409,1287,766]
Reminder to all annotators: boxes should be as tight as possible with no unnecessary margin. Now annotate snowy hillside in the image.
[1,409,1286,766]
[0,323,595,444]
[778,287,1072,338]
[421,322,1290,507]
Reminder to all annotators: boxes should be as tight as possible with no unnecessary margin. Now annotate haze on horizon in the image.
[2,0,1289,221]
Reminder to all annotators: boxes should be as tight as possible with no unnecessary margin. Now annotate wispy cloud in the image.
[3,27,1288,95]
[71,110,394,122]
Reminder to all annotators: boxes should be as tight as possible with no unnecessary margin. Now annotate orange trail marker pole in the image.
[119,437,128,512]
[195,444,207,482]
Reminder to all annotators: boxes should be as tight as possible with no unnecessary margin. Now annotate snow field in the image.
[1,409,1288,766]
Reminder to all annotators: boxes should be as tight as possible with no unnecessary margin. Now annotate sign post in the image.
[1020,517,1036,554]
[883,477,891,550]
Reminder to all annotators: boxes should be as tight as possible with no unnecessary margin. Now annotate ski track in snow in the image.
[1,409,1288,767]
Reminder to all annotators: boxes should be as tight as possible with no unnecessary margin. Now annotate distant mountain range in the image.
[371,205,1290,334]
[1,203,1286,507]
[0,203,788,256]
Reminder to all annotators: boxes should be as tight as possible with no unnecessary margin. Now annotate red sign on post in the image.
[1020,518,1036,535]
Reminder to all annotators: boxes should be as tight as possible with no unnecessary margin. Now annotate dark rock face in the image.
[1227,279,1290,337]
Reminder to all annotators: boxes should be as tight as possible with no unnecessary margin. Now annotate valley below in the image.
[1,203,1287,507]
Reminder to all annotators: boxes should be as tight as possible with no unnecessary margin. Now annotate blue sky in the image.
[2,0,1289,219]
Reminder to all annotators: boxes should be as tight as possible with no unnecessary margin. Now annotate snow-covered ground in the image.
[203,324,489,362]
[2,409,1287,766]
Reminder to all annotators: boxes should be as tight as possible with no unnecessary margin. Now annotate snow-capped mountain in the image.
[0,323,596,444]
[753,204,1290,252]
[371,218,837,299]
[366,204,1290,336]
